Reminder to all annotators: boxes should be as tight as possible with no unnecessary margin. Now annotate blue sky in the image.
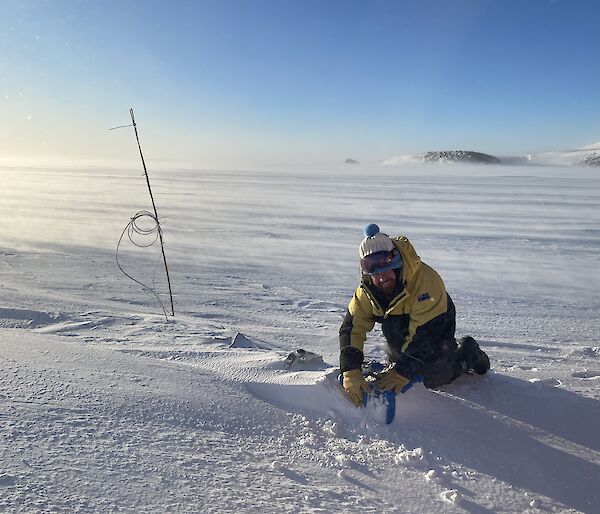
[2,0,600,168]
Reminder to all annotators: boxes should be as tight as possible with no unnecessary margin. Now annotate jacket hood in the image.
[392,236,422,286]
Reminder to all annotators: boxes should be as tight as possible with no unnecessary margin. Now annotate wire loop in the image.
[116,210,170,319]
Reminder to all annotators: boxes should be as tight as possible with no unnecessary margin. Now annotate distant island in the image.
[414,150,501,164]
[581,154,600,166]
[344,158,359,164]
[383,140,600,167]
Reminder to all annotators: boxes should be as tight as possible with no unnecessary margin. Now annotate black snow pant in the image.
[383,294,461,389]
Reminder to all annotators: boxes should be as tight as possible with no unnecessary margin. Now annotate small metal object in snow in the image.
[284,348,323,370]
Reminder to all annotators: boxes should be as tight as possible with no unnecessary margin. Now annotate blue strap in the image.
[400,374,423,394]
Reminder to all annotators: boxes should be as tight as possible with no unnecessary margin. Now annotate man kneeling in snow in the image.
[340,224,490,406]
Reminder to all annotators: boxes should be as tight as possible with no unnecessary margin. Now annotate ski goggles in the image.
[360,250,402,275]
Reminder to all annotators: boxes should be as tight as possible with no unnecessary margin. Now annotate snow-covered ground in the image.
[1,163,599,513]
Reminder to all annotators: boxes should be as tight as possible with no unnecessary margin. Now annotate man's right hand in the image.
[342,369,371,407]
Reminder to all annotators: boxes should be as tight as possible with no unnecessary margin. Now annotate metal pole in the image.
[129,108,175,316]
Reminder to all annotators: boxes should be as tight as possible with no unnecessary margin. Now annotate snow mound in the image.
[229,332,270,349]
[0,307,65,329]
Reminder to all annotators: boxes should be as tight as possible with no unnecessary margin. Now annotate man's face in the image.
[370,269,397,295]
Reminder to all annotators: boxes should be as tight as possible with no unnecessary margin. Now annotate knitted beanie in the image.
[359,224,393,258]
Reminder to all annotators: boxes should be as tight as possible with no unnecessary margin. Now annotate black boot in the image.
[456,336,490,375]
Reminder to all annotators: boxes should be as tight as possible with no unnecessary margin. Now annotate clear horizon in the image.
[2,0,600,169]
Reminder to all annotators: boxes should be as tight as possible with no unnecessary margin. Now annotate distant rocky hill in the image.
[383,140,600,167]
[414,150,501,164]
[519,141,600,167]
[581,154,600,166]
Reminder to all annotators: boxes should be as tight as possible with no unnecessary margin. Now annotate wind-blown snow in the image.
[1,164,599,513]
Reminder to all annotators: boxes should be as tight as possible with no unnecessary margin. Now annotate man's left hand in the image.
[375,368,411,394]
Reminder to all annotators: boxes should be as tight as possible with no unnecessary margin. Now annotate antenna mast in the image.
[128,108,175,316]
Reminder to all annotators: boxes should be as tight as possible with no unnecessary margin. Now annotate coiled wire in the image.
[116,210,169,319]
